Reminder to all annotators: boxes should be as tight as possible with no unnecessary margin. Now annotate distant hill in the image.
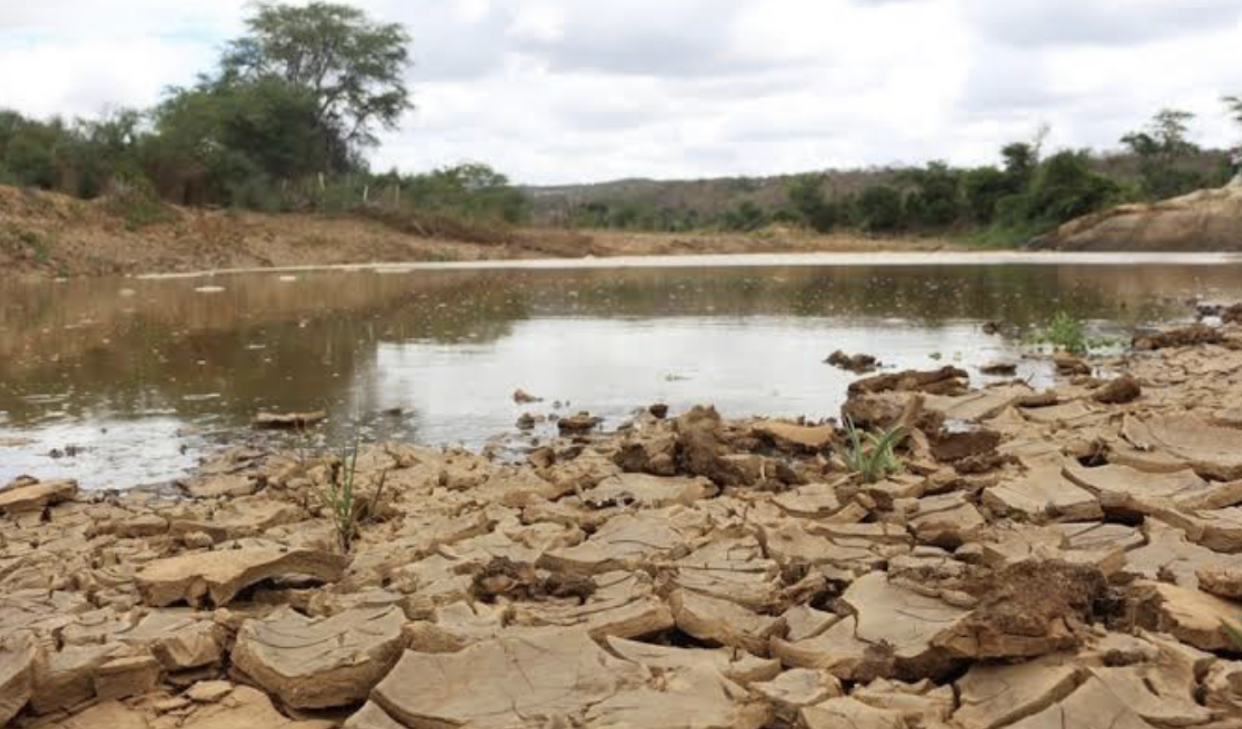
[524,150,1229,226]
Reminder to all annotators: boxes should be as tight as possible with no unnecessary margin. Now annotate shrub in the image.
[1026,151,1123,225]
[853,185,904,232]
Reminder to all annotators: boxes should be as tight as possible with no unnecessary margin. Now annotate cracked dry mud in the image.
[4,320,1242,728]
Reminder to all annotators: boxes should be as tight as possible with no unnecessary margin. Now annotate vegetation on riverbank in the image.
[1,2,1240,254]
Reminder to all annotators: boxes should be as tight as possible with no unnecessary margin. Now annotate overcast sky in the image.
[3,0,1242,184]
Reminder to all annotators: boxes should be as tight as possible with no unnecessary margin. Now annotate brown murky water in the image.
[3,254,1241,488]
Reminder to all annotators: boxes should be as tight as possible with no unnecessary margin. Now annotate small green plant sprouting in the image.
[1224,618,1242,651]
[1032,312,1089,356]
[843,417,905,484]
[316,442,389,554]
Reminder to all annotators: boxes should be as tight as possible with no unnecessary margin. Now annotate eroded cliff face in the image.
[1038,177,1242,252]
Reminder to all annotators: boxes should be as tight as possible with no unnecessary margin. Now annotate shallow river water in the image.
[3,252,1242,489]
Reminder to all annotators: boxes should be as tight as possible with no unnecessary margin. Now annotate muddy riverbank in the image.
[3,313,1242,727]
[0,184,953,279]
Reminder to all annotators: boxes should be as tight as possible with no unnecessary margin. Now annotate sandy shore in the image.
[2,311,1242,727]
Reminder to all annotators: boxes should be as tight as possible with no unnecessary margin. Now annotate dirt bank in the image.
[3,315,1242,727]
[0,185,954,279]
[1039,177,1242,252]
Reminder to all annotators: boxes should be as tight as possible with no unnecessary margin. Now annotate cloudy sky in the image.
[2,0,1242,184]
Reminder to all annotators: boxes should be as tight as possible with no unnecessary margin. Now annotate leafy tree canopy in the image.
[219,2,412,157]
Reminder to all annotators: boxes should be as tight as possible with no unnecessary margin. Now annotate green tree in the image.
[961,166,1013,223]
[853,185,904,232]
[901,162,962,228]
[786,173,838,232]
[1001,142,1037,189]
[1026,150,1121,225]
[1223,95,1242,127]
[1121,108,1201,199]
[219,2,412,166]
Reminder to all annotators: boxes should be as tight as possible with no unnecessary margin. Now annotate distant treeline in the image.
[1,1,1239,247]
[0,2,529,231]
[546,110,1236,244]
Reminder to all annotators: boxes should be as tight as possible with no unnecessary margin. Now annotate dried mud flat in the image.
[4,323,1242,728]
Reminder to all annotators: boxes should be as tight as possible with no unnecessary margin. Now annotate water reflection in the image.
[1,261,1239,488]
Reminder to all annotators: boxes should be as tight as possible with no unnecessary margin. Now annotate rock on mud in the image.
[849,367,969,397]
[252,411,327,430]
[1092,374,1142,404]
[232,606,405,708]
[1133,324,1225,351]
[826,350,880,374]
[137,548,347,607]
[0,478,77,514]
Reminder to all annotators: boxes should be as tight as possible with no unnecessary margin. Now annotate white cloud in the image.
[2,0,1242,184]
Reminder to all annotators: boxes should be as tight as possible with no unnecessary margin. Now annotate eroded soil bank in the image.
[0,185,952,279]
[4,316,1242,728]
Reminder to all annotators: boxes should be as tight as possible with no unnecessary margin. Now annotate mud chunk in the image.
[1197,565,1242,599]
[826,350,880,374]
[93,655,161,701]
[1004,675,1148,729]
[470,557,596,604]
[669,589,783,656]
[1223,302,1242,325]
[0,478,77,514]
[252,410,326,429]
[674,406,747,486]
[1053,353,1091,375]
[752,669,843,723]
[983,458,1103,523]
[1133,324,1224,351]
[0,633,38,726]
[1092,374,1142,404]
[369,629,649,728]
[612,433,678,476]
[557,412,601,434]
[186,680,233,703]
[936,561,1108,659]
[754,421,836,452]
[930,429,1001,463]
[137,548,347,607]
[512,388,542,404]
[232,605,405,709]
[1122,413,1242,480]
[979,361,1017,376]
[802,697,907,729]
[838,572,968,680]
[849,366,969,396]
[583,472,716,508]
[1132,581,1242,651]
[954,656,1085,729]
[605,636,780,684]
